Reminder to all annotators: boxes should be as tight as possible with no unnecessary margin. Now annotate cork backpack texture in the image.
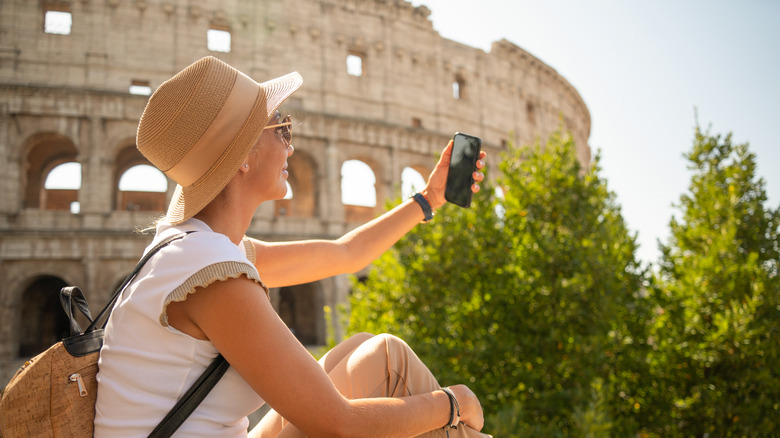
[0,233,189,438]
[0,326,100,437]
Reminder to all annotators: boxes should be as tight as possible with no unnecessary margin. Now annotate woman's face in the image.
[247,112,294,201]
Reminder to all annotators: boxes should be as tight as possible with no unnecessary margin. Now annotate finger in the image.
[475,159,485,170]
[472,171,484,182]
[442,139,454,160]
[471,183,480,193]
[479,150,487,160]
[431,140,452,174]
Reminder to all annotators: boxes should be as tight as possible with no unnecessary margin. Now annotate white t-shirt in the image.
[94,219,266,437]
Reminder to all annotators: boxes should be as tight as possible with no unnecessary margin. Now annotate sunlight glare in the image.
[341,160,376,207]
[118,165,168,192]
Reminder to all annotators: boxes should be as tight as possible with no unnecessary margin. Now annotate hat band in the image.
[165,71,259,187]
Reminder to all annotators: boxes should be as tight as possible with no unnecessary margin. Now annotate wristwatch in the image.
[412,192,434,222]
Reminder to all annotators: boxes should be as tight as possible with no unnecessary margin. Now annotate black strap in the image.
[79,230,229,437]
[84,232,193,333]
[147,355,230,438]
[59,286,94,337]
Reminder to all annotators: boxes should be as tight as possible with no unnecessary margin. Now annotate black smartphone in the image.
[445,132,482,208]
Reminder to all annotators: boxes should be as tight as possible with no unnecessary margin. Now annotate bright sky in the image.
[411,0,780,265]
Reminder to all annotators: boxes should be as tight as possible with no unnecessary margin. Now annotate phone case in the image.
[444,132,482,208]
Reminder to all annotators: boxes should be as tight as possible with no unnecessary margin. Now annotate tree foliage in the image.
[648,125,780,436]
[348,130,648,435]
[344,124,778,436]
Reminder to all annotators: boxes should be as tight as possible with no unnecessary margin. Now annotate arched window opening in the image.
[342,160,377,222]
[43,162,80,213]
[117,164,167,211]
[341,160,376,207]
[401,167,426,199]
[19,276,69,357]
[276,283,323,346]
[275,151,316,218]
[23,132,78,210]
[453,74,466,100]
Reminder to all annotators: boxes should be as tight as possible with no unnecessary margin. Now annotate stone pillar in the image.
[323,138,344,232]
[0,103,15,214]
[326,274,351,344]
[81,116,113,229]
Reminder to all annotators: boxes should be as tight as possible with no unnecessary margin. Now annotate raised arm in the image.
[252,140,486,288]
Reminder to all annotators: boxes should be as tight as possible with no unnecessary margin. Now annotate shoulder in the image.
[146,220,269,326]
[151,219,250,268]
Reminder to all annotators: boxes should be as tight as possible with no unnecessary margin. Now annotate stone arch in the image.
[42,161,81,212]
[16,275,70,358]
[114,141,167,211]
[275,149,318,218]
[21,132,79,209]
[273,281,324,346]
[400,164,430,199]
[341,157,380,223]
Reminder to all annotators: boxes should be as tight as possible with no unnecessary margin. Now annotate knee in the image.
[371,333,415,358]
[347,332,375,344]
[373,333,408,348]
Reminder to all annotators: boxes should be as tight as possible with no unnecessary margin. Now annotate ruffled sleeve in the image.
[160,261,270,327]
[241,236,256,265]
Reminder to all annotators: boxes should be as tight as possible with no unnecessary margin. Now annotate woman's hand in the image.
[448,384,485,431]
[422,140,487,210]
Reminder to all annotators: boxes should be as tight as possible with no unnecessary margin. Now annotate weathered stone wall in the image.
[0,0,590,380]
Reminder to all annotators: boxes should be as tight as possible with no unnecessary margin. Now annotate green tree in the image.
[649,125,780,436]
[348,129,648,436]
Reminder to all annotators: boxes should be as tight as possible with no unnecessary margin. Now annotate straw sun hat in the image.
[137,56,302,224]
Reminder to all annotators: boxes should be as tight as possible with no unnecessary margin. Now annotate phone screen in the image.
[445,132,482,208]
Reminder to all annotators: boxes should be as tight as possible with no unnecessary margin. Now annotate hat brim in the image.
[164,72,303,224]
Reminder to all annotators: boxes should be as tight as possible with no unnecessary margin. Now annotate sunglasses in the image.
[263,115,292,146]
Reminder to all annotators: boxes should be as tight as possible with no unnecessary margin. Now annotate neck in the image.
[193,188,255,245]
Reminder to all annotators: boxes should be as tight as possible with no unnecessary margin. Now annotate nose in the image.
[287,144,294,157]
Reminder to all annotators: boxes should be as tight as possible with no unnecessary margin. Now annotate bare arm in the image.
[167,277,483,437]
[253,141,486,288]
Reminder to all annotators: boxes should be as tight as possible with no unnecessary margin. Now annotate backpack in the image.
[0,232,226,438]
[0,286,101,437]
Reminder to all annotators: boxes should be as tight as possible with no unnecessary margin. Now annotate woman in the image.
[94,56,490,437]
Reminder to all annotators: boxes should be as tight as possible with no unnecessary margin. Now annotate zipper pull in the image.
[69,373,88,397]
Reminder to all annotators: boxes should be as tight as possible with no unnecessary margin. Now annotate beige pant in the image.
[251,333,491,438]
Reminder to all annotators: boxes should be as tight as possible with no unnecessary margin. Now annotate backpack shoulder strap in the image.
[147,354,230,438]
[85,231,193,333]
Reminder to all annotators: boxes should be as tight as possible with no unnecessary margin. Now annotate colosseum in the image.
[0,0,590,380]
